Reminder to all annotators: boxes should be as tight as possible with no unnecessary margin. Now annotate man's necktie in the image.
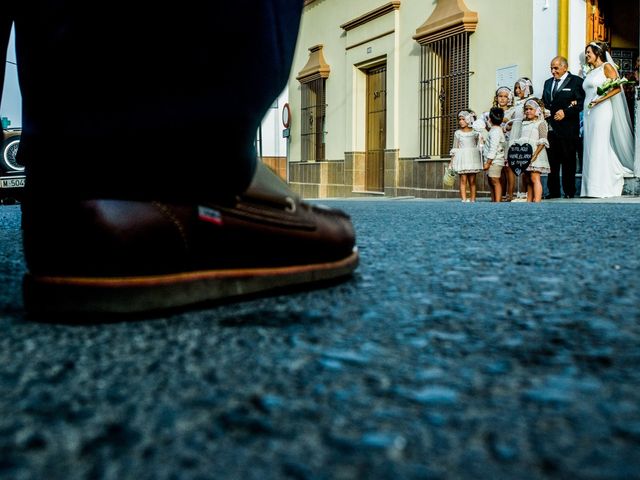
[551,78,560,100]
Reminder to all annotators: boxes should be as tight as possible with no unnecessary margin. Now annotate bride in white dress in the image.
[581,41,636,198]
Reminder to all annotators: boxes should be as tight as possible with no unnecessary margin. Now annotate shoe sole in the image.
[24,249,359,315]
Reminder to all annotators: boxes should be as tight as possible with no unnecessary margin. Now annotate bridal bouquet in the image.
[588,77,634,109]
[596,77,633,96]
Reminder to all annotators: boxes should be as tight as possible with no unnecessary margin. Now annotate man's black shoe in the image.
[22,164,358,315]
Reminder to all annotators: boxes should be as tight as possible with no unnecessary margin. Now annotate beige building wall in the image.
[397,1,435,159]
[343,10,399,154]
[292,0,539,157]
[292,2,398,161]
[466,0,534,113]
[291,1,436,163]
[289,0,504,196]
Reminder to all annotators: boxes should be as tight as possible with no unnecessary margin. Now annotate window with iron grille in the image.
[418,32,471,158]
[300,78,326,162]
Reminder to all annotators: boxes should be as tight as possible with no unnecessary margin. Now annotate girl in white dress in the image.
[450,110,483,202]
[510,78,535,143]
[494,86,516,201]
[516,98,551,203]
[581,41,635,198]
[483,87,515,134]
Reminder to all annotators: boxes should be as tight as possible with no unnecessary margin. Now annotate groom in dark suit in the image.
[542,56,585,198]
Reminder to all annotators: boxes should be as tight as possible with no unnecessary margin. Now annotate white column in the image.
[568,0,587,75]
[532,0,558,93]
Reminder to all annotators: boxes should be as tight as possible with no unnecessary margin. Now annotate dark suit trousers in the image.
[2,1,303,203]
[547,131,578,198]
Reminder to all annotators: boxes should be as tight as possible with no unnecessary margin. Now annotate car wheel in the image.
[1,136,24,173]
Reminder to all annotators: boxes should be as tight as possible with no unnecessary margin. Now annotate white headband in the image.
[458,110,474,127]
[524,99,543,118]
[517,79,532,97]
[496,86,514,103]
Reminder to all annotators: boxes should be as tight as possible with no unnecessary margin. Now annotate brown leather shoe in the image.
[22,164,358,314]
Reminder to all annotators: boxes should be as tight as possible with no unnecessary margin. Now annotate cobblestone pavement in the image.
[0,200,639,479]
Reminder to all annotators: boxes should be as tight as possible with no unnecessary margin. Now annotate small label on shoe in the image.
[198,206,223,226]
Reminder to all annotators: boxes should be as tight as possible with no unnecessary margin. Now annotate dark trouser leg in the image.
[13,0,303,203]
[547,132,562,198]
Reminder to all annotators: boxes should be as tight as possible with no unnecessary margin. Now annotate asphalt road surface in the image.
[1,199,639,479]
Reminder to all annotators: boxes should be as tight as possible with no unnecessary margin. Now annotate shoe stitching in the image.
[229,203,316,230]
[205,199,315,230]
[152,201,190,253]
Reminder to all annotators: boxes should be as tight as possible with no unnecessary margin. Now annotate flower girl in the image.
[493,86,516,200]
[450,110,483,202]
[516,98,551,202]
[510,77,535,142]
[493,86,515,135]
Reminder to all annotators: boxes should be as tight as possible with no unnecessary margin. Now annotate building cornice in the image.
[296,44,331,83]
[346,29,395,51]
[413,0,477,45]
[340,1,401,31]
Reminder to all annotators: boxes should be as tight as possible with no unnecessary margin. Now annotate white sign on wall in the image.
[496,65,519,90]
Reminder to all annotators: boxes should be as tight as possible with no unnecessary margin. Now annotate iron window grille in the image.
[419,32,472,158]
[300,78,327,162]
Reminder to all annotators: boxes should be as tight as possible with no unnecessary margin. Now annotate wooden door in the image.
[586,0,609,42]
[366,65,387,192]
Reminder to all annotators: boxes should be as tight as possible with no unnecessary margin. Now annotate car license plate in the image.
[0,177,26,188]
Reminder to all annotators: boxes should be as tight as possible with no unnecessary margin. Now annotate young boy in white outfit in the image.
[483,108,507,202]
